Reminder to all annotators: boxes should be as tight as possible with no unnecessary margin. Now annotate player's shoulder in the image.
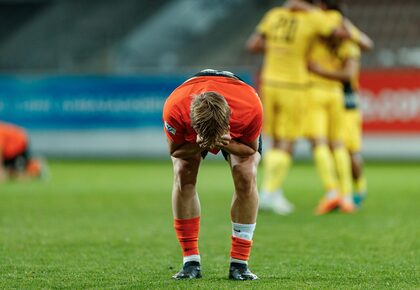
[164,81,192,111]
[339,39,361,58]
[324,10,342,22]
[307,8,341,21]
[305,9,342,36]
[265,7,284,14]
[0,122,19,132]
[263,7,288,18]
[185,69,251,88]
[340,39,359,49]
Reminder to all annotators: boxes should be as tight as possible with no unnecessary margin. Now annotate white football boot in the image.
[259,190,294,215]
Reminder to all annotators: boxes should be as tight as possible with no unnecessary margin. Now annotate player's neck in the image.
[283,0,315,12]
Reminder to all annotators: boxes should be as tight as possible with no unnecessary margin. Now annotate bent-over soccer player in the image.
[162,69,263,280]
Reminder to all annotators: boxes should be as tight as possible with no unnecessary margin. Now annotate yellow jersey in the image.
[309,38,361,89]
[257,8,342,86]
[309,16,361,91]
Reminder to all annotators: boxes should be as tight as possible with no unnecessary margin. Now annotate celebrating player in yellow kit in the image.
[246,0,370,214]
[308,1,371,209]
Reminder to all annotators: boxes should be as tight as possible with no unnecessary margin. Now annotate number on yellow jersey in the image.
[256,8,343,85]
[274,15,298,43]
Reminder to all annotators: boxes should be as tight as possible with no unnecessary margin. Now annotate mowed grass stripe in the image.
[0,161,418,289]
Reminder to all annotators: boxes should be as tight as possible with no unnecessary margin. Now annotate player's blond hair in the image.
[190,92,231,149]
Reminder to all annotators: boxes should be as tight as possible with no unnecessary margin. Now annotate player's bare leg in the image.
[310,138,341,214]
[230,153,260,223]
[330,142,355,213]
[171,154,202,279]
[172,155,201,219]
[350,151,367,208]
[228,152,260,280]
[260,138,295,215]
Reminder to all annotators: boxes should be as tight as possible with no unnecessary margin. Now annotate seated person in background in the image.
[0,121,46,181]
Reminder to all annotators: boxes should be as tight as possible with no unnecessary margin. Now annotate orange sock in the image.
[174,216,200,257]
[230,236,253,262]
[26,159,42,177]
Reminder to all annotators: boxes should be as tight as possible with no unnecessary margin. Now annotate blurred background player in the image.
[306,0,373,213]
[246,0,366,215]
[308,1,370,209]
[163,69,263,280]
[0,121,46,182]
[342,48,367,208]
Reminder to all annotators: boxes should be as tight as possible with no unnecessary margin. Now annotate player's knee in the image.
[330,140,344,149]
[172,159,199,189]
[310,138,327,149]
[351,152,363,164]
[232,162,257,196]
[274,139,293,154]
[351,152,363,171]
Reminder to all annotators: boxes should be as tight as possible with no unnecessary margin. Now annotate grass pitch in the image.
[0,160,419,289]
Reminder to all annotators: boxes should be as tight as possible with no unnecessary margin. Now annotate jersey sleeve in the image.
[256,9,275,35]
[162,102,187,145]
[338,40,361,60]
[0,135,4,151]
[240,102,263,144]
[312,10,342,37]
[347,22,362,43]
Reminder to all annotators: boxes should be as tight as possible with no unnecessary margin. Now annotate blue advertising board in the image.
[0,73,253,130]
[0,75,183,130]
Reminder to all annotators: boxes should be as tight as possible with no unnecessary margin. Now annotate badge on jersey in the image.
[164,121,176,135]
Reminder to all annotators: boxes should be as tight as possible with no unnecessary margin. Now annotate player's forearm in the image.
[349,28,374,51]
[344,19,374,51]
[314,68,352,82]
[0,156,7,181]
[246,33,265,54]
[357,33,374,51]
[223,140,256,157]
[310,58,359,82]
[170,142,203,159]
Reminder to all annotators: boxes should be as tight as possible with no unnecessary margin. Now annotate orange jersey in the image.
[0,122,28,159]
[163,75,263,148]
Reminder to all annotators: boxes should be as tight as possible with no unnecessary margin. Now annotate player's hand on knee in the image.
[196,134,205,148]
[197,133,231,150]
[215,134,232,148]
[0,169,8,182]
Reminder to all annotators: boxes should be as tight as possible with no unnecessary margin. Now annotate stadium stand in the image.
[114,0,267,72]
[0,0,418,71]
[0,2,48,43]
[0,0,167,72]
[346,0,420,67]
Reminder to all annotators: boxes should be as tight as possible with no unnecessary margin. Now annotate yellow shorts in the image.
[261,85,306,140]
[305,86,345,142]
[343,109,362,152]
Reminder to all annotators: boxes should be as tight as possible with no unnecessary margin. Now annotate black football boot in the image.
[228,262,258,280]
[172,261,202,279]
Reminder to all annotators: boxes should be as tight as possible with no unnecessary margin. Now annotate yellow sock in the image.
[262,149,291,193]
[354,176,367,194]
[313,145,338,192]
[333,147,352,197]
